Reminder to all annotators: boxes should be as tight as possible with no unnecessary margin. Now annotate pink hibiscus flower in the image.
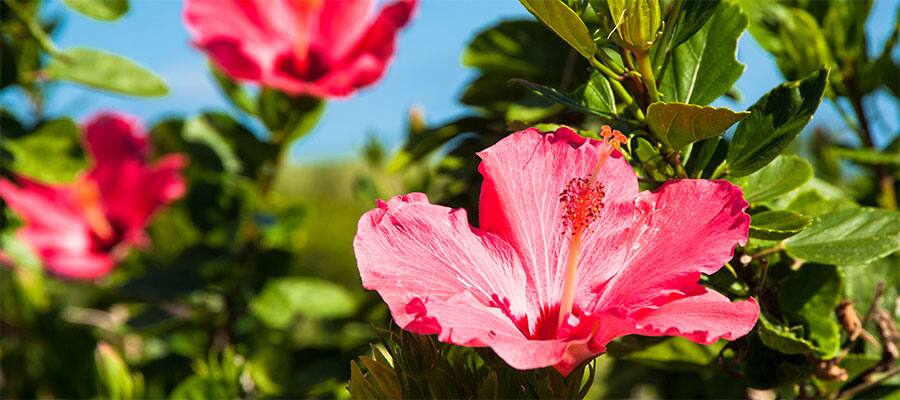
[183,0,416,98]
[354,126,759,376]
[0,113,187,280]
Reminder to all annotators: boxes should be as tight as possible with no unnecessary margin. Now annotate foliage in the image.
[1,0,898,399]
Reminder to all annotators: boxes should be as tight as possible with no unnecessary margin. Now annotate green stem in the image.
[635,51,661,103]
[595,48,626,76]
[4,0,57,55]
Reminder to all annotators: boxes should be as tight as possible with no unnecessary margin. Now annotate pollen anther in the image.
[559,177,605,235]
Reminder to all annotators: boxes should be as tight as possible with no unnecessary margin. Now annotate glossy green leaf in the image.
[519,0,597,60]
[683,137,722,178]
[749,210,810,240]
[670,0,721,47]
[646,102,748,149]
[580,70,616,115]
[784,208,900,265]
[250,277,358,328]
[46,48,168,97]
[4,118,86,183]
[258,89,325,147]
[731,155,813,203]
[726,68,828,177]
[63,0,128,21]
[659,0,746,105]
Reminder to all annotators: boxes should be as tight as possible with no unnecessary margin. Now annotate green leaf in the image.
[63,0,128,21]
[659,0,746,105]
[778,264,843,358]
[250,277,358,328]
[684,137,721,178]
[749,210,810,240]
[196,112,278,177]
[731,155,813,203]
[258,89,325,147]
[669,0,721,47]
[183,115,243,174]
[757,313,822,355]
[621,337,725,372]
[580,70,616,115]
[784,208,900,265]
[46,48,168,97]
[646,102,749,149]
[510,78,615,118]
[726,68,828,177]
[210,64,258,115]
[519,0,597,60]
[3,118,86,183]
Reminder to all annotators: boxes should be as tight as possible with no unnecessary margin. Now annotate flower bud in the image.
[607,0,661,51]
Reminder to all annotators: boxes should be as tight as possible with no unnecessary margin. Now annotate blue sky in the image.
[3,0,898,162]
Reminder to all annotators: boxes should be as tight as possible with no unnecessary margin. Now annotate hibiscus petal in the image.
[355,193,531,328]
[632,289,759,344]
[312,0,416,97]
[184,0,299,81]
[312,0,375,61]
[477,127,639,318]
[596,179,750,313]
[84,113,148,165]
[0,177,111,279]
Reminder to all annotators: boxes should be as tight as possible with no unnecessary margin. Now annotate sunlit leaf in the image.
[731,155,813,203]
[46,48,168,97]
[727,68,828,177]
[250,277,358,328]
[63,0,128,21]
[646,102,748,149]
[784,208,900,265]
[749,210,810,240]
[519,0,597,60]
[659,0,746,105]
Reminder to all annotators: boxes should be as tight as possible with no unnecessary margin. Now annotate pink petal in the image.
[631,289,759,344]
[477,127,639,318]
[87,156,186,242]
[0,177,112,279]
[594,179,750,314]
[354,193,530,329]
[84,113,148,166]
[183,0,299,81]
[312,0,375,62]
[275,0,416,97]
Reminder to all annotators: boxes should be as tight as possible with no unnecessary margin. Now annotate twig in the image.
[836,364,900,400]
[751,243,785,260]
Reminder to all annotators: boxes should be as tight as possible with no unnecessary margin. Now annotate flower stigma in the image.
[557,126,627,329]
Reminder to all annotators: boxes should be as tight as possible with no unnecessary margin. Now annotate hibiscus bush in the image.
[1,0,898,399]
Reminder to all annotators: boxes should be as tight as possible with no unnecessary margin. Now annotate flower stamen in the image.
[557,126,627,329]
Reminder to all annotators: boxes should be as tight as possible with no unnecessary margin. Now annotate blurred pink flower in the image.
[184,0,416,98]
[0,113,187,280]
[354,127,759,376]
